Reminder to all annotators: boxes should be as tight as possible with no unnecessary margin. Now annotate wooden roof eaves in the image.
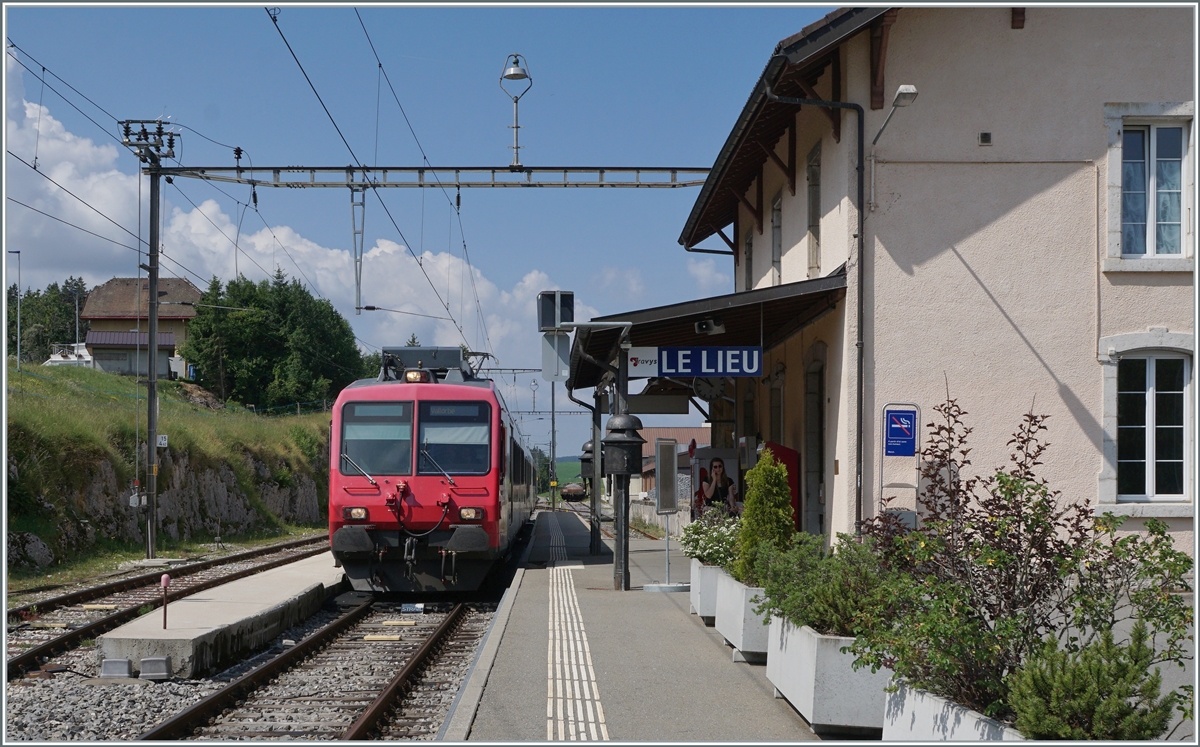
[678,7,890,250]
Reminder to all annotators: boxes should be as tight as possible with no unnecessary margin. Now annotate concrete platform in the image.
[465,510,818,742]
[97,551,345,678]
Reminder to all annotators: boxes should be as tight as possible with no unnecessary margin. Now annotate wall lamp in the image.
[869,84,918,213]
[871,84,918,146]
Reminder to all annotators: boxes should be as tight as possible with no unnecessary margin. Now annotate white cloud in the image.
[4,52,599,381]
[686,256,731,295]
[5,52,629,452]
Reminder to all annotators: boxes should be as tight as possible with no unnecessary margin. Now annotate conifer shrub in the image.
[731,448,794,585]
[1008,621,1176,740]
[679,507,739,568]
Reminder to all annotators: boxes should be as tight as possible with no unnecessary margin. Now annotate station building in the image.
[568,6,1194,550]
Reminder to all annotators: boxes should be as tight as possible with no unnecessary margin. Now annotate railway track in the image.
[139,600,488,740]
[6,537,328,681]
[558,501,662,540]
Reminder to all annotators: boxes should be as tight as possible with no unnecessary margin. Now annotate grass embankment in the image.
[6,362,330,585]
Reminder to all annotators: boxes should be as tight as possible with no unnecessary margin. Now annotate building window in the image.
[1122,125,1186,256]
[743,230,754,292]
[771,192,783,286]
[769,386,783,444]
[1117,355,1190,500]
[806,142,821,278]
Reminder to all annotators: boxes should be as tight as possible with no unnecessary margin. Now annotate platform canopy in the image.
[567,266,846,391]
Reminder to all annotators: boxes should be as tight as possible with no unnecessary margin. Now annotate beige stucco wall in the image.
[731,6,1194,548]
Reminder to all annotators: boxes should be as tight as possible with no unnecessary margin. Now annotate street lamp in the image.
[869,84,918,213]
[871,84,918,146]
[65,287,80,349]
[499,53,533,168]
[7,250,19,371]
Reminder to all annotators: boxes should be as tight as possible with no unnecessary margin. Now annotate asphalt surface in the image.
[468,509,818,742]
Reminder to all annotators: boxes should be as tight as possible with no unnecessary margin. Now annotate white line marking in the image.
[544,513,610,740]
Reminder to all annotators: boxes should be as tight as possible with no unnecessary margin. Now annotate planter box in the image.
[883,685,1024,741]
[689,559,721,624]
[766,617,891,736]
[714,569,768,663]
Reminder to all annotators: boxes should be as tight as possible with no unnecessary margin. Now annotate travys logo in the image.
[626,347,659,378]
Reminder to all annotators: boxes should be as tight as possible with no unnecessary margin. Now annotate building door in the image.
[803,363,825,535]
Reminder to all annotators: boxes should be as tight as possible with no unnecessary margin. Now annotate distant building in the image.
[43,342,92,368]
[86,331,176,378]
[80,277,201,378]
[633,426,712,499]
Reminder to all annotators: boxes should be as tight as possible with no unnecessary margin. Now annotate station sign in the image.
[659,346,762,377]
[883,409,918,457]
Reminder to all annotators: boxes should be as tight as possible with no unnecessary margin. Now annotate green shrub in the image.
[855,400,1194,724]
[731,448,794,585]
[1008,621,1175,740]
[679,508,739,567]
[756,533,891,638]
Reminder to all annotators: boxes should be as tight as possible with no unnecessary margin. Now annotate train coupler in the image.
[404,537,417,580]
[439,548,458,585]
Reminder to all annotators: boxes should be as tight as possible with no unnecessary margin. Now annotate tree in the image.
[360,350,381,378]
[732,448,794,584]
[180,270,363,408]
[531,446,551,494]
[405,333,420,347]
[7,277,89,363]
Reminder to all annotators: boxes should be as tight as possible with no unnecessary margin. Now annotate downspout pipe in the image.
[763,78,866,534]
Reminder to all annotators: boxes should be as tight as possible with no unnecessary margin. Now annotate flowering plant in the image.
[679,507,739,567]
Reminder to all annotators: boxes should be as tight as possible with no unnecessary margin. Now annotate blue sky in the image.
[4,4,832,454]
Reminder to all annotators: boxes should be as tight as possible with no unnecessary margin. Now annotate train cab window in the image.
[341,402,413,476]
[418,401,492,475]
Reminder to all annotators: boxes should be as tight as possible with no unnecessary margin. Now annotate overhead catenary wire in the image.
[265,8,476,354]
[353,8,495,360]
[7,42,305,298]
[5,46,125,149]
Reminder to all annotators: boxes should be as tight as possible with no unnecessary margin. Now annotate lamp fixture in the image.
[871,84,919,146]
[499,53,533,167]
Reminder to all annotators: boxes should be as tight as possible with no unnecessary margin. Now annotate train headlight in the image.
[404,369,431,383]
[343,507,369,521]
[459,507,484,521]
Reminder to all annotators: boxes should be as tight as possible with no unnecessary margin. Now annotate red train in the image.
[329,347,535,592]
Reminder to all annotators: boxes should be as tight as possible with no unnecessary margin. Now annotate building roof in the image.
[80,277,202,321]
[637,426,711,458]
[678,7,889,250]
[568,267,846,390]
[85,331,176,349]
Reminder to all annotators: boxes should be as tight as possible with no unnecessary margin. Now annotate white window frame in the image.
[1115,354,1190,502]
[1120,123,1187,257]
[1103,102,1194,273]
[1097,330,1194,515]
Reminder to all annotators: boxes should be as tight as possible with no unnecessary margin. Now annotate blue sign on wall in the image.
[884,409,918,457]
[658,346,763,377]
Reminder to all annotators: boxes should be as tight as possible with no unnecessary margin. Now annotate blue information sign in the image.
[658,346,763,377]
[884,409,918,457]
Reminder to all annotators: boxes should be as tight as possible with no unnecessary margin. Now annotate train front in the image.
[328,353,505,593]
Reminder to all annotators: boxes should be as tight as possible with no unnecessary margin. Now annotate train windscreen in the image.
[418,401,491,475]
[340,402,413,475]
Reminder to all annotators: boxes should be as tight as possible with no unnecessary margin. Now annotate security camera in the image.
[694,317,725,336]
